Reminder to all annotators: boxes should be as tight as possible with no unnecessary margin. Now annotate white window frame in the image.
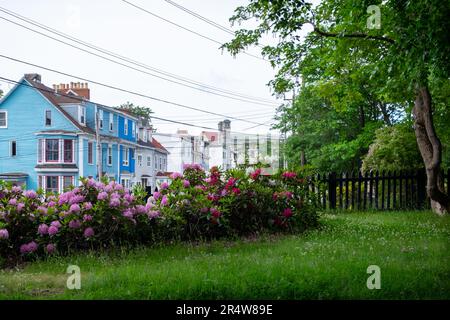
[137,154,143,167]
[0,110,7,128]
[87,141,94,165]
[123,147,129,166]
[79,106,86,125]
[107,145,113,166]
[109,113,114,131]
[124,119,128,136]
[147,156,151,167]
[132,122,136,137]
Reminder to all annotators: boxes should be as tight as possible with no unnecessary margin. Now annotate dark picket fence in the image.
[307,169,450,210]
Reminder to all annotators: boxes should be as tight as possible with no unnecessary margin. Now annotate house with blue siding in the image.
[0,73,143,192]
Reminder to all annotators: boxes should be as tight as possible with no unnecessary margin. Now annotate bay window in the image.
[63,176,73,191]
[45,176,59,194]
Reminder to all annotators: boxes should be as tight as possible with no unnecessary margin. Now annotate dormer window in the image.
[79,106,86,125]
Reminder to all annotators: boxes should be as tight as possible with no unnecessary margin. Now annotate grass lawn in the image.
[0,211,449,299]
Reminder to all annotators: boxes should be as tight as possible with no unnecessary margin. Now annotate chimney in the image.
[53,81,90,100]
[25,73,41,83]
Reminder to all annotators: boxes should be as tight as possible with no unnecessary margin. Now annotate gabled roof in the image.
[151,137,169,153]
[23,74,95,135]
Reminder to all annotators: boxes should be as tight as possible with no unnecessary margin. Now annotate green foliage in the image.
[362,122,423,172]
[1,212,450,299]
[117,101,153,121]
[224,0,450,173]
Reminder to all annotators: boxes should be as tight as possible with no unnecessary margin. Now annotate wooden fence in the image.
[308,169,450,210]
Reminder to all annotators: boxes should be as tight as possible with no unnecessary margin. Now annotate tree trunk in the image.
[412,85,449,215]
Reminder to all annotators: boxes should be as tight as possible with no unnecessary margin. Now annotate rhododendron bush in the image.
[0,166,318,265]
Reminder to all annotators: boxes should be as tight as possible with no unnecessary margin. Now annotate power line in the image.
[0,54,271,127]
[163,0,235,35]
[120,0,265,61]
[0,77,276,137]
[0,10,277,107]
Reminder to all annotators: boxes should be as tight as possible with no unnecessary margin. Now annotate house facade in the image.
[0,73,166,192]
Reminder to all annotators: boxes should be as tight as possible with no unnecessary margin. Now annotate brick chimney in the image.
[53,82,90,100]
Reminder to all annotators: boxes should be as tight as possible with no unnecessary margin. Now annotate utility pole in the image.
[95,110,102,179]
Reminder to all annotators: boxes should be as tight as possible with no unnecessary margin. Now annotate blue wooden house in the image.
[0,73,139,192]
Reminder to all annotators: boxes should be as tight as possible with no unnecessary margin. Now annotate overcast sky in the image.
[0,0,285,136]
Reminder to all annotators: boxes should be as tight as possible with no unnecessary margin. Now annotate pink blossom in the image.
[170,172,183,180]
[282,171,297,179]
[72,187,81,194]
[0,229,9,240]
[24,190,37,199]
[51,220,62,228]
[69,203,81,213]
[48,225,59,236]
[232,188,241,195]
[12,185,22,193]
[46,243,56,254]
[83,227,95,238]
[250,168,262,180]
[210,208,221,218]
[38,224,49,236]
[135,205,147,214]
[145,203,154,211]
[97,191,108,200]
[160,195,169,206]
[87,178,96,187]
[83,214,93,222]
[47,201,56,207]
[104,184,113,193]
[69,220,81,229]
[283,208,293,218]
[123,209,134,219]
[84,202,93,210]
[21,241,38,254]
[182,180,190,188]
[8,198,17,206]
[160,182,169,190]
[16,203,25,212]
[147,210,160,219]
[114,183,123,191]
[109,198,120,207]
[153,191,161,200]
[69,195,85,205]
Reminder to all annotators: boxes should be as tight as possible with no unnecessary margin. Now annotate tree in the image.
[223,0,450,214]
[117,102,153,122]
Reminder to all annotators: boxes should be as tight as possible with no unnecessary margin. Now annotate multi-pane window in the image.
[154,155,157,169]
[132,122,135,137]
[147,156,151,167]
[88,141,93,164]
[63,140,73,163]
[0,110,7,128]
[46,176,59,194]
[10,140,16,157]
[107,145,113,166]
[45,139,59,162]
[159,157,162,170]
[63,176,73,191]
[45,110,52,126]
[138,154,143,167]
[124,119,128,135]
[123,147,129,166]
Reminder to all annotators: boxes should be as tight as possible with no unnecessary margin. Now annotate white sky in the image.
[0,0,284,136]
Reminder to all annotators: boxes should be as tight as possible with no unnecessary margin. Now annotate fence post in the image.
[417,168,426,209]
[329,172,337,209]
